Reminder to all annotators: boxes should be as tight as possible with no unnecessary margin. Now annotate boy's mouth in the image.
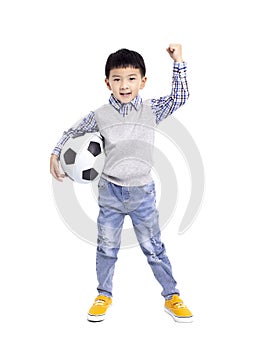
[120,92,132,97]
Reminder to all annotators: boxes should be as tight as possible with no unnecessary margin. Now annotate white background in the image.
[1,0,257,349]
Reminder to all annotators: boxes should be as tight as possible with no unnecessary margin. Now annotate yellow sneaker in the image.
[87,295,112,322]
[164,294,193,323]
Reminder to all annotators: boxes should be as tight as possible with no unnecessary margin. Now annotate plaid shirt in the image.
[52,62,189,158]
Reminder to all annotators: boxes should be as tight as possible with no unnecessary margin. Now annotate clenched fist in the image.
[166,43,183,63]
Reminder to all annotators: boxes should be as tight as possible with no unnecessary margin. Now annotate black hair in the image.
[105,48,146,78]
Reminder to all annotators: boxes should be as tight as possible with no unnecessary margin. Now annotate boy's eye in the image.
[113,78,120,82]
[129,77,136,81]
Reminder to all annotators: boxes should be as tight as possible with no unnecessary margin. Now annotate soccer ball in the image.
[60,132,105,184]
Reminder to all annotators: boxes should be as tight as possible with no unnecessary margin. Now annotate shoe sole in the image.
[87,313,106,322]
[164,307,194,323]
[87,304,112,322]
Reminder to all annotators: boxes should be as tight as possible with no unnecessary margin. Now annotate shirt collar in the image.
[109,94,142,115]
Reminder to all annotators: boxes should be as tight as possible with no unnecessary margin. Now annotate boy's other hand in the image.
[166,43,183,63]
[50,154,65,182]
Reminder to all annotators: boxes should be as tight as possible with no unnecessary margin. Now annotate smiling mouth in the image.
[120,92,132,97]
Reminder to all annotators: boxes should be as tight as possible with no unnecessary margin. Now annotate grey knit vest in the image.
[94,101,156,186]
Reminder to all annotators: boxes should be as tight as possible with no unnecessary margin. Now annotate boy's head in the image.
[105,48,147,104]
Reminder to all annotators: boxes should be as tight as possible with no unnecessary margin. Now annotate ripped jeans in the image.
[96,177,179,300]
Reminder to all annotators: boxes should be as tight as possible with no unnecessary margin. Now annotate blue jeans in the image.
[96,177,180,300]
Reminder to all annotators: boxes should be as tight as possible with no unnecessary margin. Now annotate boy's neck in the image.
[110,93,141,105]
[109,94,142,114]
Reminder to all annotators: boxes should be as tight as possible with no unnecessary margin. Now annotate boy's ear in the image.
[105,78,112,90]
[140,76,147,89]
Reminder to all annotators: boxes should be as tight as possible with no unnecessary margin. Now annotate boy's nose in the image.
[120,81,129,90]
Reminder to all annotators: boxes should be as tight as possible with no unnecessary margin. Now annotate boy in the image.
[50,43,193,323]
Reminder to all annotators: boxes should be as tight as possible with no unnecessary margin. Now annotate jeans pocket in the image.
[143,181,155,194]
[98,177,108,190]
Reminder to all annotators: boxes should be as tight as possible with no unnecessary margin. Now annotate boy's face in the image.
[105,67,147,104]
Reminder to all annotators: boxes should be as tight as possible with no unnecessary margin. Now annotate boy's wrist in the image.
[51,153,59,160]
[174,58,183,63]
[51,148,61,159]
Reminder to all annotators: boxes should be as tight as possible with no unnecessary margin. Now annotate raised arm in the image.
[151,43,189,124]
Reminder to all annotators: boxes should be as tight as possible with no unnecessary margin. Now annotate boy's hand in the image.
[50,154,65,182]
[166,43,183,63]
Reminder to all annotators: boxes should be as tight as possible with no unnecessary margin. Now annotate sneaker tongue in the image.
[173,295,182,303]
[172,296,185,308]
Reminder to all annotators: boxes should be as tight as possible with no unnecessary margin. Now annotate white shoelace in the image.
[94,299,106,306]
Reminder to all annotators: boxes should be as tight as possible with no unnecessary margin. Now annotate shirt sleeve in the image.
[51,111,99,158]
[151,62,189,124]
